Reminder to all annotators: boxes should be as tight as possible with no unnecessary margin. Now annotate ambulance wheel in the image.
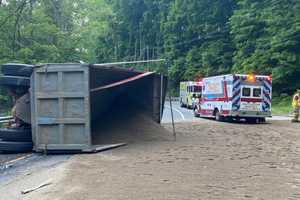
[186,99,190,109]
[215,110,224,122]
[258,117,266,123]
[225,117,233,123]
[180,100,184,107]
[193,107,200,117]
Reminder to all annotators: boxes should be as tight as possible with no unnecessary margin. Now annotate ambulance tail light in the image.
[196,80,203,86]
[267,75,272,81]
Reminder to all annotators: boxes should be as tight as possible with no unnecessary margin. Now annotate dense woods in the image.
[0,0,300,97]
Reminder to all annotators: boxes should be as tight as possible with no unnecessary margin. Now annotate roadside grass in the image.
[272,95,292,116]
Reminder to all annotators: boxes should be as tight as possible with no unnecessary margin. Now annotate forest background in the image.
[0,0,299,113]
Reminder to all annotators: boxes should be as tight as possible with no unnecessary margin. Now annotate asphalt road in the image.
[10,120,300,200]
[0,102,292,168]
[162,101,195,123]
[162,101,292,123]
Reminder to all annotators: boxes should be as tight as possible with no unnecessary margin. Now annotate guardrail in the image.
[165,97,180,102]
[0,116,13,123]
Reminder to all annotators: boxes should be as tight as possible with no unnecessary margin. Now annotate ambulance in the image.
[180,81,202,109]
[193,74,272,123]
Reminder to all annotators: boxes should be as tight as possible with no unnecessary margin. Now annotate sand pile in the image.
[92,105,172,145]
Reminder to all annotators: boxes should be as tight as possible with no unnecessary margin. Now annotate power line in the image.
[124,27,230,54]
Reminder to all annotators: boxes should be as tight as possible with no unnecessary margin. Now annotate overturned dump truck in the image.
[31,64,167,153]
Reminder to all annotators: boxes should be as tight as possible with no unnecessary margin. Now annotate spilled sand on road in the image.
[2,120,300,200]
[92,105,173,145]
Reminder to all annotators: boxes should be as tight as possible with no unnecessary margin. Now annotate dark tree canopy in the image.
[0,0,299,96]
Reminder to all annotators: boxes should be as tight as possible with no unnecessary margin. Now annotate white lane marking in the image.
[165,105,185,120]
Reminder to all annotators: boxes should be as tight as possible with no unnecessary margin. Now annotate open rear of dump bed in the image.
[31,64,167,152]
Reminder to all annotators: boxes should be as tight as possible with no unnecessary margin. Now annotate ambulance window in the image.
[194,86,202,93]
[253,88,262,97]
[242,87,251,97]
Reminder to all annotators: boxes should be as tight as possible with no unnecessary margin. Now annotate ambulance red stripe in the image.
[241,98,263,103]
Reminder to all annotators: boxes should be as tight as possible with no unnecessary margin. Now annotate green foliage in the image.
[0,0,299,97]
[0,0,112,64]
[272,94,293,115]
[0,0,112,112]
[97,0,299,95]
[0,88,11,113]
[230,0,300,94]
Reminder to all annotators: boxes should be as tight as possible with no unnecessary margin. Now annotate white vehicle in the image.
[193,74,272,123]
[180,81,202,109]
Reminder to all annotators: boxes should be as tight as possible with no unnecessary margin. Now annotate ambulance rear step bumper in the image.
[230,111,271,118]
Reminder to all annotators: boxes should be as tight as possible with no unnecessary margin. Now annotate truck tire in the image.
[225,116,233,123]
[0,128,32,142]
[186,99,189,109]
[180,99,184,107]
[258,117,266,123]
[0,141,33,153]
[1,63,34,77]
[0,75,30,88]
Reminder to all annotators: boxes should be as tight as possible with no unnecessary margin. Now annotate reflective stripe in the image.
[262,79,272,111]
[292,94,300,108]
[232,77,241,111]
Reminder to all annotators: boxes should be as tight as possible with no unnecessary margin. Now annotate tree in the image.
[230,0,300,93]
[0,0,299,96]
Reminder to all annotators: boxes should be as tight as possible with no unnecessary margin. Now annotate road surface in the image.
[3,118,300,200]
[162,101,195,123]
[162,101,292,123]
[0,102,292,171]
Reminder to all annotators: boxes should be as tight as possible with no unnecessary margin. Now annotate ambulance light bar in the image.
[247,74,256,82]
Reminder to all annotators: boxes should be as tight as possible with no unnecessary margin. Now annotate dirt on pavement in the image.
[0,153,29,166]
[1,119,300,200]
